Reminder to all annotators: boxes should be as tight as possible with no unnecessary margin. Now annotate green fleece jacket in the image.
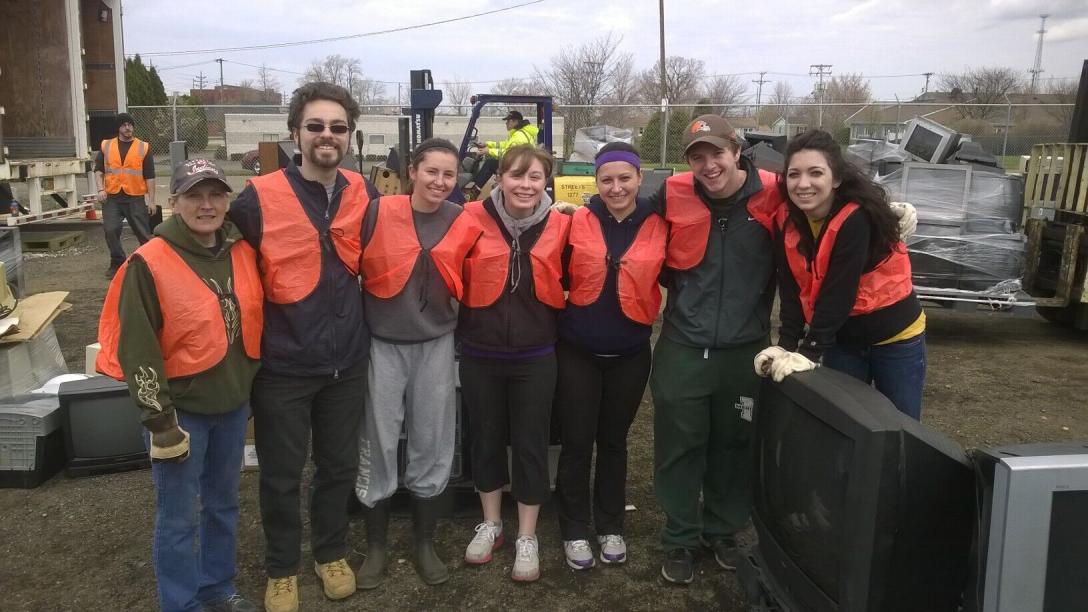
[116,215,260,425]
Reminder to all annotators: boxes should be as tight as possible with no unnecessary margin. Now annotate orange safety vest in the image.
[250,169,369,304]
[781,202,914,322]
[361,195,483,300]
[96,237,263,381]
[663,169,782,270]
[567,206,668,325]
[101,137,149,196]
[461,200,569,309]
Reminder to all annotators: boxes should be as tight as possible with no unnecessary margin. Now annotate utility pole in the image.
[922,72,933,95]
[1029,14,1049,94]
[193,71,207,91]
[658,0,668,166]
[215,58,226,103]
[810,64,832,128]
[752,71,771,105]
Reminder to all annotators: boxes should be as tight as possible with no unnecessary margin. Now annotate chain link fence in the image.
[129,100,1073,176]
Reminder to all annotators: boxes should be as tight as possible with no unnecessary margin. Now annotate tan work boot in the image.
[264,575,298,612]
[314,558,356,600]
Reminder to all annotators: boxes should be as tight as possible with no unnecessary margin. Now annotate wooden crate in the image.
[20,231,84,253]
[1024,143,1088,220]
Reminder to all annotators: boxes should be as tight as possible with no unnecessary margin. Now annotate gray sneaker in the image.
[203,593,258,612]
[465,520,504,565]
[597,534,627,565]
[512,535,541,582]
[563,539,596,570]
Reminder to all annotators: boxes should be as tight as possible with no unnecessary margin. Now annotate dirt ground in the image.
[1,221,1086,612]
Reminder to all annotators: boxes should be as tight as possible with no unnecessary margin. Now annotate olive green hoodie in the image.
[116,214,260,425]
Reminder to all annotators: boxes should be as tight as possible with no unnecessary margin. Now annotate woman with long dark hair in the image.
[756,129,926,419]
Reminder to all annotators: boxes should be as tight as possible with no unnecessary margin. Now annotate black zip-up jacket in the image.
[457,197,559,353]
[650,155,776,349]
[558,195,657,355]
[775,199,922,360]
[228,163,381,376]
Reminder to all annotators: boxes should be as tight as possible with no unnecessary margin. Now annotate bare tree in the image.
[799,73,871,131]
[701,75,748,116]
[599,54,641,127]
[490,78,532,96]
[1044,77,1078,128]
[300,55,389,113]
[938,67,1024,120]
[442,76,472,115]
[637,56,706,104]
[758,80,794,127]
[532,33,628,150]
[256,63,280,94]
[237,79,256,91]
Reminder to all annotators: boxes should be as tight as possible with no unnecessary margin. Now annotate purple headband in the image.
[595,150,641,172]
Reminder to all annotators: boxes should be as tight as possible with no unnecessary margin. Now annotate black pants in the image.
[460,353,556,505]
[251,361,365,577]
[102,198,152,269]
[554,341,651,540]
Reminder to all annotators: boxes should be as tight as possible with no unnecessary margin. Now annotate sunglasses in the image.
[303,122,350,135]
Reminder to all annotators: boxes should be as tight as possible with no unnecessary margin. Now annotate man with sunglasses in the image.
[228,82,380,612]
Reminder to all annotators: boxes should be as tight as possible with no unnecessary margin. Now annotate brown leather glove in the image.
[145,411,190,463]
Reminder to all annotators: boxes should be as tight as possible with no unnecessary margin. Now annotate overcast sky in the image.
[122,0,1088,104]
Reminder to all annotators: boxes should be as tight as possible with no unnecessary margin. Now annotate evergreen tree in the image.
[125,55,167,105]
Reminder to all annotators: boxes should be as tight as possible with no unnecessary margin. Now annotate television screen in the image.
[757,395,851,602]
[58,377,148,477]
[747,368,974,612]
[1045,490,1088,611]
[903,124,943,162]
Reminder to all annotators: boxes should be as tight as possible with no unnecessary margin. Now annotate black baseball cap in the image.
[170,159,232,195]
[503,110,524,121]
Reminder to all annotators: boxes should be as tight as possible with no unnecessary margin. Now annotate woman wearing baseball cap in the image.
[97,159,263,612]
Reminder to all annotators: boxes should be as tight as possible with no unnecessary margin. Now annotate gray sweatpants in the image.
[356,332,456,506]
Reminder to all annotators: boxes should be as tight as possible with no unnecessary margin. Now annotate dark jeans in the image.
[554,341,650,540]
[103,197,152,268]
[149,405,248,612]
[251,361,365,577]
[460,353,556,505]
[822,332,927,420]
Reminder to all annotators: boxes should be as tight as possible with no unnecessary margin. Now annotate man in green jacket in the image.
[97,159,262,612]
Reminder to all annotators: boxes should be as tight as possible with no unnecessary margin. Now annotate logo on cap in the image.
[691,121,712,134]
[184,159,218,176]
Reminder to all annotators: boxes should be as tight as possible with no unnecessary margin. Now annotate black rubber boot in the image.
[356,498,389,590]
[412,495,449,585]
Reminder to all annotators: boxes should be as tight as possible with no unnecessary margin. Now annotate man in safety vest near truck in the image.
[95,112,156,279]
[227,81,381,612]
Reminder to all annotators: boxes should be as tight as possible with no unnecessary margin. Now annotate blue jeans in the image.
[822,333,927,420]
[149,405,248,612]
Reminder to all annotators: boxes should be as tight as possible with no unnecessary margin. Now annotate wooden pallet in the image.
[1024,143,1088,219]
[20,231,84,253]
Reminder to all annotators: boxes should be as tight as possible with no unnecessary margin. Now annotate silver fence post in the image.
[1002,95,1012,157]
[660,98,669,166]
[172,96,178,142]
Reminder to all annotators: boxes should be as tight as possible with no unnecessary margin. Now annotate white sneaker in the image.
[465,521,504,565]
[512,535,541,582]
[563,539,596,570]
[597,534,627,565]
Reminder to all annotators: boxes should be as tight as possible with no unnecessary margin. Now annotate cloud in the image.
[1047,17,1088,42]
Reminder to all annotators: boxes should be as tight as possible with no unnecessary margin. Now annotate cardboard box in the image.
[84,343,101,376]
[553,175,598,206]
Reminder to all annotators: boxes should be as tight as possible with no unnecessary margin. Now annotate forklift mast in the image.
[457,94,554,161]
[408,69,442,150]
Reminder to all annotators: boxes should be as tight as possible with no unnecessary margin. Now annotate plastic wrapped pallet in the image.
[0,324,68,399]
[568,125,634,163]
[876,163,1025,293]
[0,394,65,488]
[0,227,24,298]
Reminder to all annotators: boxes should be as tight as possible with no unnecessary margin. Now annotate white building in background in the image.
[224,113,565,159]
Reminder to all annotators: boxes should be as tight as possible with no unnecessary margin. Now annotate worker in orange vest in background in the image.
[95,112,156,279]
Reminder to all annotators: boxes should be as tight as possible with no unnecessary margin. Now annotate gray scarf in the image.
[489,185,554,295]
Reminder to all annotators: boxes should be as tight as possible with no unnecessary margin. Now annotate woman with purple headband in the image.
[553,141,668,570]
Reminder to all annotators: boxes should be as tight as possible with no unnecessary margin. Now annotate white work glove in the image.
[146,411,191,463]
[890,201,917,241]
[769,351,819,383]
[754,346,789,377]
[551,202,579,215]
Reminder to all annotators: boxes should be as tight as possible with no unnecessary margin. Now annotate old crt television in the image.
[58,377,149,477]
[900,116,961,164]
[744,368,975,612]
[966,442,1088,612]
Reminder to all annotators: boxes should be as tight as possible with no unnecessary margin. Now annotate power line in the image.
[131,1,545,57]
